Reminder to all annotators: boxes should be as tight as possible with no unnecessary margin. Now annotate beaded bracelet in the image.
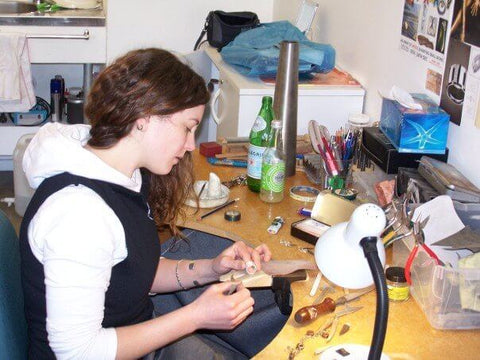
[175,259,187,290]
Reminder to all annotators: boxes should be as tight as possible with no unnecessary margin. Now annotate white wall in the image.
[274,0,480,188]
[106,0,274,61]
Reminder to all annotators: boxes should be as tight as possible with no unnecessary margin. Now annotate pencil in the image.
[197,198,239,221]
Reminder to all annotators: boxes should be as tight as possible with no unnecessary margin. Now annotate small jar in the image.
[386,266,409,302]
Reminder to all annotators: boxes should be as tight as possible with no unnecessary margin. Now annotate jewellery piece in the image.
[175,259,187,290]
[137,124,144,131]
[245,260,257,275]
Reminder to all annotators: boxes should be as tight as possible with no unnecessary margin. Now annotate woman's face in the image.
[141,105,205,175]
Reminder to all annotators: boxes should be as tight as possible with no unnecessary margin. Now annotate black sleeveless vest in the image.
[19,172,160,359]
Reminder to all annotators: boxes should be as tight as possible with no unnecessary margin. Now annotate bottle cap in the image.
[50,78,62,93]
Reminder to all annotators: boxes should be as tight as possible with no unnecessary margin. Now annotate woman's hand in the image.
[211,241,272,275]
[189,282,254,330]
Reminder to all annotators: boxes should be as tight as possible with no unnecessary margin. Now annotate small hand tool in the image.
[197,197,239,220]
[314,305,362,337]
[294,287,372,324]
[312,284,334,305]
[405,216,442,284]
[309,272,322,297]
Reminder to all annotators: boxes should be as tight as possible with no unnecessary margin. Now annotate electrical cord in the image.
[35,96,52,119]
[360,236,389,360]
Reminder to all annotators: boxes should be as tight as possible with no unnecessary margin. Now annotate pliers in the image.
[404,216,442,285]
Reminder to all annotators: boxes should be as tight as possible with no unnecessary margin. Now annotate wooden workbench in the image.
[179,151,480,360]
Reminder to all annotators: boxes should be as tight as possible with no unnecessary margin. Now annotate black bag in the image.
[194,10,260,51]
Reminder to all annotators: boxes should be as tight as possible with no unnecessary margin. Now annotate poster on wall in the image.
[441,0,480,127]
[450,0,480,48]
[440,38,471,125]
[399,0,454,94]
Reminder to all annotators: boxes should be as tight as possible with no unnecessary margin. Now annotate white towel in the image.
[0,32,36,112]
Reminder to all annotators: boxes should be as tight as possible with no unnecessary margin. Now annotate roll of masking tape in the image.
[224,210,241,222]
[289,186,320,202]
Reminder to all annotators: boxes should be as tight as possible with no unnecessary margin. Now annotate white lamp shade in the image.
[315,204,387,289]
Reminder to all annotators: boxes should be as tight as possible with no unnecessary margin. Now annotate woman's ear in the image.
[134,117,149,133]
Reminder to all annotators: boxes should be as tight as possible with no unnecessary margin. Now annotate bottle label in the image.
[252,116,267,132]
[247,144,265,179]
[261,162,285,192]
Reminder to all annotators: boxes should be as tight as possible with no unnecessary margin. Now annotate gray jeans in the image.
[150,230,288,359]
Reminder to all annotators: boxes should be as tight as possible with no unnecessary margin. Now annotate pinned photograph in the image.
[401,0,421,40]
[440,38,471,125]
[450,0,480,47]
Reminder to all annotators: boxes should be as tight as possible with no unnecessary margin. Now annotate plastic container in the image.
[393,236,480,329]
[13,134,36,217]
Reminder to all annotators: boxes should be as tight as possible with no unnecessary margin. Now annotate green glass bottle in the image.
[247,96,275,192]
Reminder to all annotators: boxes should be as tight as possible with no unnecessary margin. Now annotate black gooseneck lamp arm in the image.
[360,236,389,360]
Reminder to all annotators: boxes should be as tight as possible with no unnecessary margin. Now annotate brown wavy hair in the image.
[85,48,210,237]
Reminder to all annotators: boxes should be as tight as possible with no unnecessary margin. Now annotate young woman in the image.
[19,48,285,360]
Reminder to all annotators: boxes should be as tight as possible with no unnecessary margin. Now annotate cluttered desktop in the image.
[180,88,480,359]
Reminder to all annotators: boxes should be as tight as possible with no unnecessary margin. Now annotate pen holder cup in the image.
[326,159,353,191]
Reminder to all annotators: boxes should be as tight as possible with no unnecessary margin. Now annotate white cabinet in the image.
[0,16,106,170]
[205,47,365,139]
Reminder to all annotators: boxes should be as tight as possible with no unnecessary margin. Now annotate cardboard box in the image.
[379,94,449,154]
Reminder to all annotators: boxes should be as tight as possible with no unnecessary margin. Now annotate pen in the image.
[197,198,240,221]
[207,157,247,168]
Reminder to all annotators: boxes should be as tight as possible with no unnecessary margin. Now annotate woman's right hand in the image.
[188,282,254,330]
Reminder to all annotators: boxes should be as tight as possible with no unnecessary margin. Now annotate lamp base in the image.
[320,344,390,360]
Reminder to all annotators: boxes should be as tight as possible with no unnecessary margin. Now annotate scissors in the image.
[404,215,442,285]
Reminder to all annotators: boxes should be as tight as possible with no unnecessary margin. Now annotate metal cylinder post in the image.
[273,41,299,177]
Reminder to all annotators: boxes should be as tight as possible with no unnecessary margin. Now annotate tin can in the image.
[386,266,409,302]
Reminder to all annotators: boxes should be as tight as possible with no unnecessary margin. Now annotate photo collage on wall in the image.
[440,0,480,125]
[399,0,454,96]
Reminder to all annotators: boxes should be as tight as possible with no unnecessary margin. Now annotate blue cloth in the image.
[220,21,335,76]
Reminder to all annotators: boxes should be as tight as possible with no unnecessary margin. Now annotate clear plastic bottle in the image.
[260,120,285,203]
[247,96,275,192]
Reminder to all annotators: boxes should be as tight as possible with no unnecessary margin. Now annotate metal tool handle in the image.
[27,29,90,40]
[294,297,336,323]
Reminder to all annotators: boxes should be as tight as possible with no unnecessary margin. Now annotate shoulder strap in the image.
[194,11,212,51]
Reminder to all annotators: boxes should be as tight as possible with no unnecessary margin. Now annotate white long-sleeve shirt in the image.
[24,123,142,359]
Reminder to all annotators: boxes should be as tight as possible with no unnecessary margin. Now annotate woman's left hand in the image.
[211,241,272,275]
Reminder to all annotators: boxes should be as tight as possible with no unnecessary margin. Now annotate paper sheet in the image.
[413,195,472,267]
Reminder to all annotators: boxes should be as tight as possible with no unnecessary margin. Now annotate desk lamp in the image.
[315,203,390,360]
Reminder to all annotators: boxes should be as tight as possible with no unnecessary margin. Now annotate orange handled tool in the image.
[294,288,373,324]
